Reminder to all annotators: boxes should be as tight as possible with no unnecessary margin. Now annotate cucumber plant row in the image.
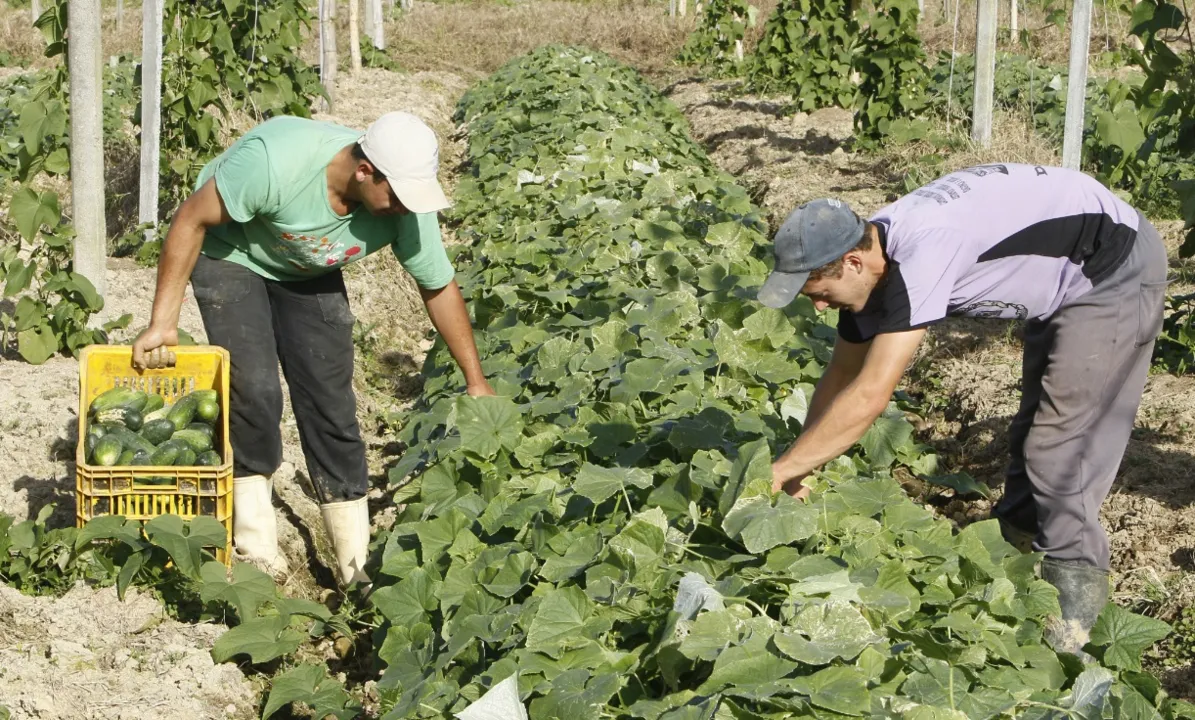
[364,46,1184,720]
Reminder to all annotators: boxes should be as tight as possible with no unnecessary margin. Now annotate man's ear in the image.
[355,160,377,182]
[844,250,865,274]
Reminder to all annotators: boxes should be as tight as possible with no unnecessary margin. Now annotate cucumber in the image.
[84,423,106,458]
[140,418,177,446]
[185,423,215,441]
[175,448,197,467]
[89,387,148,415]
[117,449,137,465]
[196,398,220,424]
[100,424,156,455]
[171,429,213,453]
[142,394,166,414]
[94,406,144,432]
[166,394,199,431]
[137,477,173,486]
[150,439,186,466]
[192,389,218,405]
[196,450,222,467]
[143,403,173,424]
[91,435,123,466]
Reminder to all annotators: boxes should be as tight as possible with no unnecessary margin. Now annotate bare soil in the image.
[0,583,255,720]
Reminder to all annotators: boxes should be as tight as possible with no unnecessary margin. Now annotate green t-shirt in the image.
[195,116,456,287]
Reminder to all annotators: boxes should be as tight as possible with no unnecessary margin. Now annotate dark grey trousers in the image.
[993,212,1168,570]
[190,254,369,504]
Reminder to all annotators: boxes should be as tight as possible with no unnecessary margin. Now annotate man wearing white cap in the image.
[132,112,494,586]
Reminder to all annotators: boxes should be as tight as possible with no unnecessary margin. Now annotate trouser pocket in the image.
[1136,280,1168,347]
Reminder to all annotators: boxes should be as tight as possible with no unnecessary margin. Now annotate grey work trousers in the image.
[992,212,1168,570]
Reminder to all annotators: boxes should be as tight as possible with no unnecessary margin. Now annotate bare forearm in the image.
[803,364,853,430]
[149,218,206,328]
[421,280,487,386]
[774,382,887,480]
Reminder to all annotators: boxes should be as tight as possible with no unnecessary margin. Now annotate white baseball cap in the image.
[358,111,450,214]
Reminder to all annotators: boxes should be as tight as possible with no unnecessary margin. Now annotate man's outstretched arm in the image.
[132,178,233,370]
[420,280,495,397]
[772,327,927,496]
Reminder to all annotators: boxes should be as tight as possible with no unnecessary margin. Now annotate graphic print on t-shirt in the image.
[837,163,1140,343]
[272,233,366,272]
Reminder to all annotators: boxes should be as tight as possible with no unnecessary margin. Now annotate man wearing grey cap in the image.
[758,163,1167,660]
[132,111,494,587]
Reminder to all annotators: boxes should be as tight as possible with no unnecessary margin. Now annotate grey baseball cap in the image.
[756,198,867,309]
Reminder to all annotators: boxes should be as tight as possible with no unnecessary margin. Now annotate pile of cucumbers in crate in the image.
[84,387,222,475]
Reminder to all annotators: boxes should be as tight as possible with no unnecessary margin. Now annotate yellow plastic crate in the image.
[76,345,233,565]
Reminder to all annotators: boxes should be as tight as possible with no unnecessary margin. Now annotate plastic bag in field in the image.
[456,675,528,720]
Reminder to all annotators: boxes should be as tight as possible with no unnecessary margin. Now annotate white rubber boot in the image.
[320,496,371,586]
[232,474,289,577]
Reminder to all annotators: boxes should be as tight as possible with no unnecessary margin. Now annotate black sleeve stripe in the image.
[975,213,1135,285]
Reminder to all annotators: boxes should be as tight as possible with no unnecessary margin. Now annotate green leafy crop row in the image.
[366,46,1181,719]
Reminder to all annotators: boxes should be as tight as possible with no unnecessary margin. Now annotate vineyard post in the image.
[117,0,123,32]
[138,0,164,245]
[1010,0,1017,35]
[68,0,107,296]
[320,0,338,106]
[349,0,362,72]
[669,0,676,18]
[971,0,997,146]
[362,0,375,47]
[372,0,385,49]
[401,0,412,13]
[679,0,687,18]
[31,0,41,22]
[1061,0,1093,169]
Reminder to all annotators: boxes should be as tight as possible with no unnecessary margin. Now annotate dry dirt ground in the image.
[0,583,255,720]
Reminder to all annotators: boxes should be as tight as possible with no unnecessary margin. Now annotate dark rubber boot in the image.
[1041,558,1110,662]
[997,517,1036,554]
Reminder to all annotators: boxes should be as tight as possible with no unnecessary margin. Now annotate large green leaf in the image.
[774,600,881,665]
[1089,603,1170,670]
[700,640,797,691]
[1095,108,1146,156]
[371,566,441,627]
[8,187,61,242]
[17,324,57,365]
[144,514,227,579]
[573,462,653,504]
[263,664,361,720]
[791,666,870,716]
[526,586,594,654]
[210,615,305,664]
[721,493,818,553]
[199,561,277,622]
[457,395,525,458]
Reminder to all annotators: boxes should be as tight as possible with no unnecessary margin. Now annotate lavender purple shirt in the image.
[839,163,1140,343]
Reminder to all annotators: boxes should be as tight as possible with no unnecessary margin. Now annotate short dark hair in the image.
[807,222,876,281]
[351,143,385,179]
